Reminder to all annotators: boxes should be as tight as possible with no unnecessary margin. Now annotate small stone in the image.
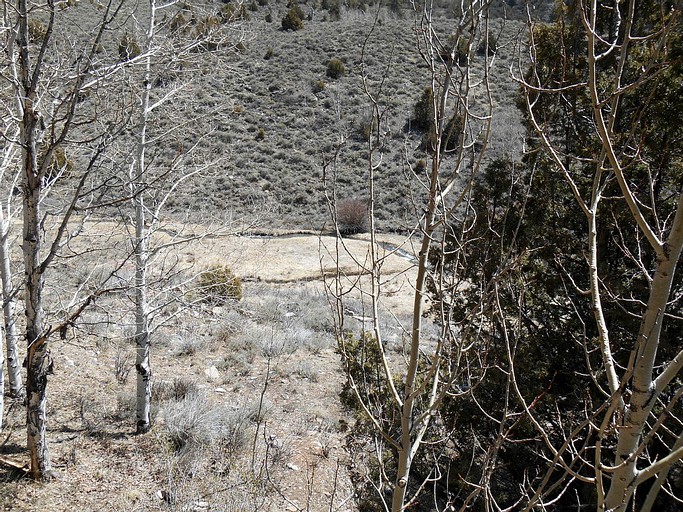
[286,462,300,471]
[214,387,227,394]
[205,366,220,381]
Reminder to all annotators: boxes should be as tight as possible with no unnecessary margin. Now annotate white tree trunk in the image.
[0,317,4,431]
[1,0,25,403]
[133,0,156,434]
[603,193,683,511]
[23,146,53,480]
[0,220,23,399]
[134,225,152,433]
[16,0,55,479]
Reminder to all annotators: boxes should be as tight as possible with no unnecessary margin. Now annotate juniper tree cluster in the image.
[426,0,683,509]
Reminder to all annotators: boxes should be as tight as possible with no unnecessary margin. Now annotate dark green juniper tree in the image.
[429,0,683,510]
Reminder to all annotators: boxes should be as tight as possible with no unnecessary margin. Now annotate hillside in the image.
[3,0,681,510]
[163,2,529,232]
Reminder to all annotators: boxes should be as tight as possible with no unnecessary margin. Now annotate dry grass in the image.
[0,224,419,511]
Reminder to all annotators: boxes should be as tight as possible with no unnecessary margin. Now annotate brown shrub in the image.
[196,265,243,305]
[336,198,369,235]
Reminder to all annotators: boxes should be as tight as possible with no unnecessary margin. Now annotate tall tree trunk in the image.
[603,194,683,511]
[133,0,155,433]
[134,200,151,434]
[1,219,24,399]
[1,0,25,403]
[0,322,4,431]
[16,0,54,479]
[23,139,53,480]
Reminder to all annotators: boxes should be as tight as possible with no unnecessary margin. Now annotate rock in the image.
[286,462,300,471]
[205,366,220,381]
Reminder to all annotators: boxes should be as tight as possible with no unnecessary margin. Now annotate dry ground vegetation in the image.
[0,0,535,510]
[1,221,419,511]
[164,1,529,231]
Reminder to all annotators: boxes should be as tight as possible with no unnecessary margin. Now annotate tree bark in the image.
[133,0,156,434]
[134,206,152,434]
[17,0,55,477]
[603,193,683,511]
[22,122,53,480]
[1,219,24,399]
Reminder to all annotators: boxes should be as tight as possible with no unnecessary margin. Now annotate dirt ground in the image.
[0,230,418,512]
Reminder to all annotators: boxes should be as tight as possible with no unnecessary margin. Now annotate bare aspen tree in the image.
[5,0,145,479]
[0,123,23,431]
[326,2,502,509]
[0,2,25,408]
[1,0,244,474]
[122,0,243,433]
[514,0,683,509]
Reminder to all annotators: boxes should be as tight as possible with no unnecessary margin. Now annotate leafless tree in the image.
[118,0,245,434]
[6,0,140,479]
[324,1,506,509]
[2,0,245,477]
[0,1,27,418]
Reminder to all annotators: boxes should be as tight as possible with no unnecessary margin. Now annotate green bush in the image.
[442,34,470,65]
[420,111,463,152]
[40,145,75,185]
[220,3,250,22]
[311,79,326,93]
[197,265,243,305]
[169,12,188,33]
[118,33,141,62]
[388,0,403,17]
[322,0,341,20]
[357,115,375,141]
[477,32,497,56]
[326,58,346,79]
[282,6,304,30]
[347,0,367,12]
[441,112,463,151]
[413,86,434,131]
[28,19,47,44]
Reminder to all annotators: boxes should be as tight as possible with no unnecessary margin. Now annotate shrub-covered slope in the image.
[167,3,527,232]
